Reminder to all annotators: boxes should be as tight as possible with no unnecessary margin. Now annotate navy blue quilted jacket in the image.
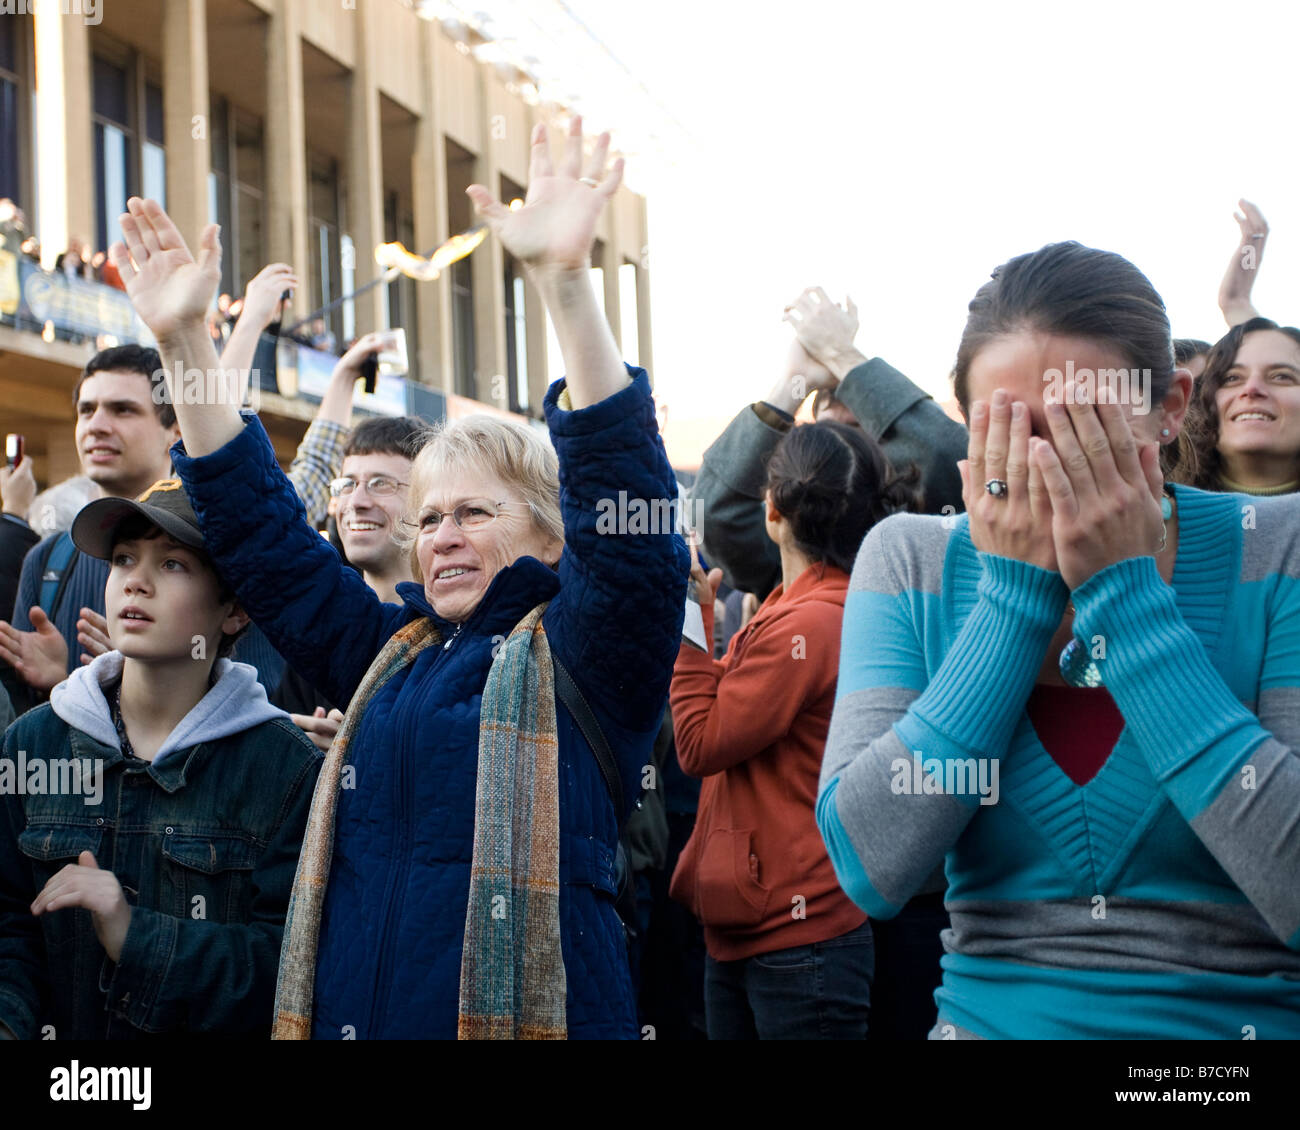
[171,369,688,1039]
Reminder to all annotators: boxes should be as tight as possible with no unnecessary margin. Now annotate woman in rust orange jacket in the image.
[670,419,917,1039]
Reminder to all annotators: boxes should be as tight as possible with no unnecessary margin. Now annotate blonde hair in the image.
[401,414,563,581]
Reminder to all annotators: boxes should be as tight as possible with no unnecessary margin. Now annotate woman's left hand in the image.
[1030,384,1165,589]
[466,117,622,277]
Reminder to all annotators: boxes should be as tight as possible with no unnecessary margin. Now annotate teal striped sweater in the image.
[818,483,1300,1039]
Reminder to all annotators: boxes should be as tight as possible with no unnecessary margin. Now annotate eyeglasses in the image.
[405,499,532,532]
[329,475,410,498]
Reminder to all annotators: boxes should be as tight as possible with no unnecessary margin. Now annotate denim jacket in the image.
[0,652,320,1039]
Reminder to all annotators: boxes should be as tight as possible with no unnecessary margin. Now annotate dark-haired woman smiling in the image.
[670,421,916,1039]
[1182,317,1300,494]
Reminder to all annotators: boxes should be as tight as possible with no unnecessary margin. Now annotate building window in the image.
[619,262,640,366]
[309,154,342,347]
[0,14,31,213]
[445,137,477,397]
[383,188,419,363]
[208,95,233,298]
[92,50,166,261]
[208,97,265,303]
[141,82,165,208]
[233,114,264,296]
[503,254,528,415]
[451,258,475,398]
[92,56,133,256]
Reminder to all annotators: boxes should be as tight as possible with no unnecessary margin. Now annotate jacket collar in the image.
[396,555,562,640]
[65,719,203,794]
[754,561,849,619]
[50,650,287,790]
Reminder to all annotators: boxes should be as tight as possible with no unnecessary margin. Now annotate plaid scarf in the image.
[271,603,566,1039]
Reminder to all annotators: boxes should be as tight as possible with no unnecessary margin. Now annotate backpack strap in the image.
[552,652,625,822]
[551,650,640,941]
[37,532,79,622]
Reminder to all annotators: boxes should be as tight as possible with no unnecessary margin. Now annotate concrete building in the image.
[0,0,653,482]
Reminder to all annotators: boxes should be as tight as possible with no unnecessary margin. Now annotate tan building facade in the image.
[0,0,653,480]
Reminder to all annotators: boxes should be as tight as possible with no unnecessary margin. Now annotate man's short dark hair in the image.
[343,415,431,461]
[73,344,176,429]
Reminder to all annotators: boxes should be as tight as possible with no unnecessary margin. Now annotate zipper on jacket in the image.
[365,604,484,1036]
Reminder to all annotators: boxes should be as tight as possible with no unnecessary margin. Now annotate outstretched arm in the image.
[218,261,297,392]
[467,117,628,409]
[1218,198,1268,328]
[786,286,967,514]
[470,116,688,767]
[691,339,834,598]
[284,334,390,528]
[112,200,402,702]
[109,198,243,456]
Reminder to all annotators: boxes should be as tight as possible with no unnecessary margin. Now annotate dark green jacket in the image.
[691,358,968,597]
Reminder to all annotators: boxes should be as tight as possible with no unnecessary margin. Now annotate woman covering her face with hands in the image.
[820,241,1300,1039]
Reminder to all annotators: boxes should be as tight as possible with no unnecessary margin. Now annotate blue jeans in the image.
[704,920,874,1039]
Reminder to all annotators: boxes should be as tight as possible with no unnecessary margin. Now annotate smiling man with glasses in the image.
[272,415,430,747]
[331,416,429,605]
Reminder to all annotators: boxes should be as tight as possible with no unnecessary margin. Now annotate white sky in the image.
[560,0,1300,432]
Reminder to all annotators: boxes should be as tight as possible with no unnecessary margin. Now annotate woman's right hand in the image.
[959,389,1058,572]
[110,197,221,343]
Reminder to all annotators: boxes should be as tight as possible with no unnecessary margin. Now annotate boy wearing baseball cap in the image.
[0,478,321,1039]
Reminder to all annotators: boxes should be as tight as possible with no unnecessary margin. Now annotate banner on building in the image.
[15,260,154,343]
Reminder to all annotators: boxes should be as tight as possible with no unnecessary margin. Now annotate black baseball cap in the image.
[71,477,207,560]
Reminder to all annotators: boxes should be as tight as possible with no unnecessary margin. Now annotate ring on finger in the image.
[985,479,1009,498]
[578,177,599,188]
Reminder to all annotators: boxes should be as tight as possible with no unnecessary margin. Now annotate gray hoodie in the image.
[50,651,288,768]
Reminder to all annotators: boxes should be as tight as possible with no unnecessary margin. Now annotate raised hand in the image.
[958,389,1058,573]
[109,197,221,343]
[331,331,390,384]
[466,117,623,277]
[783,288,867,380]
[0,456,36,519]
[766,338,837,415]
[1218,198,1268,328]
[238,262,298,333]
[0,606,69,691]
[1029,384,1166,589]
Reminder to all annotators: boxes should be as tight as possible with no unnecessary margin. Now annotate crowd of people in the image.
[0,123,1296,1041]
[0,200,125,291]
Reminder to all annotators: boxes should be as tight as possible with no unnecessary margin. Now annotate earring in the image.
[1160,427,1171,438]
